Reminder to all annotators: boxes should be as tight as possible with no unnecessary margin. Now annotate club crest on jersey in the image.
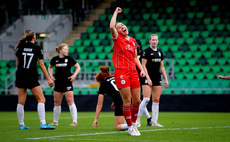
[158,52,161,57]
[121,80,126,85]
[65,59,68,62]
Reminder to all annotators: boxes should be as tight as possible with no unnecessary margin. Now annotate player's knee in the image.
[38,97,46,103]
[114,125,122,131]
[152,98,160,103]
[123,99,131,106]
[18,98,26,105]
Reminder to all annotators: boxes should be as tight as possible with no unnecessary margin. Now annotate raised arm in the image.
[110,7,122,39]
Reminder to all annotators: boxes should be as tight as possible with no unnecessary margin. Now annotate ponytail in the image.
[15,30,35,50]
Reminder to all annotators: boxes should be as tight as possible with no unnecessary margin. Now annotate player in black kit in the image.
[48,43,81,126]
[135,40,153,127]
[15,30,55,130]
[141,34,169,127]
[92,66,128,131]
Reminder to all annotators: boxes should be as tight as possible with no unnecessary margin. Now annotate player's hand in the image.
[115,7,122,14]
[164,80,169,88]
[140,71,145,77]
[218,75,224,79]
[92,120,98,129]
[147,78,152,86]
[111,102,115,109]
[50,76,55,81]
[68,75,76,82]
[48,78,54,87]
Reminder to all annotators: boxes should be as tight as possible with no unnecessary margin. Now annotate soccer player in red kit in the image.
[110,7,145,136]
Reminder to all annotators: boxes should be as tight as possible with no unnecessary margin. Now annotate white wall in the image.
[0,15,72,60]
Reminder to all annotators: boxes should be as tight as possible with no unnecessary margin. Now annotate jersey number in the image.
[111,80,119,91]
[22,52,34,69]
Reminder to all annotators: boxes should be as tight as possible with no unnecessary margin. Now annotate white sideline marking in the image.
[26,126,230,140]
[0,115,112,120]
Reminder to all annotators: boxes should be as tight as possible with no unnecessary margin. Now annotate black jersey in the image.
[98,76,122,107]
[15,42,44,80]
[142,47,164,81]
[50,55,77,81]
[136,50,143,74]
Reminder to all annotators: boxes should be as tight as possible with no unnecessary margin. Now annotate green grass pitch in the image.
[0,112,229,142]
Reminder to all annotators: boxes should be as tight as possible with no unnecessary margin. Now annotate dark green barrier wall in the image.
[0,95,230,112]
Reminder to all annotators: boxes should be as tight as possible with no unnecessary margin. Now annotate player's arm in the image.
[48,64,55,81]
[92,94,104,129]
[68,63,81,82]
[134,50,145,77]
[110,7,122,39]
[218,75,230,80]
[16,57,19,67]
[38,60,54,87]
[142,58,152,86]
[160,61,169,88]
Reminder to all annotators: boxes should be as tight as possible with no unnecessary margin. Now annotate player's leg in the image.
[31,86,55,129]
[50,91,63,126]
[119,87,132,127]
[17,88,29,130]
[114,116,127,131]
[130,87,141,123]
[129,70,141,135]
[136,84,151,127]
[115,69,139,136]
[151,86,163,127]
[65,91,78,126]
[31,86,46,125]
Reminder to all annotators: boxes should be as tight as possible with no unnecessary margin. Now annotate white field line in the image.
[26,126,230,140]
[0,115,113,120]
[45,138,154,141]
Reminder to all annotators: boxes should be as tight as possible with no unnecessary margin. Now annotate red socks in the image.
[123,106,132,126]
[131,104,139,123]
[123,104,140,126]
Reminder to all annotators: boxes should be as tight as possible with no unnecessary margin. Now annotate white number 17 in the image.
[22,52,34,69]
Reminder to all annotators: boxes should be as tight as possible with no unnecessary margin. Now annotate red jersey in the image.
[112,34,137,70]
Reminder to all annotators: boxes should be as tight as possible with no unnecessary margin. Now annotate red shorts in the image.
[114,69,140,89]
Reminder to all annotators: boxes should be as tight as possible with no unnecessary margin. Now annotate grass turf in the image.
[0,112,229,142]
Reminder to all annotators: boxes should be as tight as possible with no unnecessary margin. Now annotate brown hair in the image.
[15,30,35,50]
[56,43,68,53]
[95,66,112,84]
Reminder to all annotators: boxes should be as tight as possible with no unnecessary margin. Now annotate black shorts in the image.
[54,80,73,93]
[140,76,148,85]
[15,78,40,89]
[141,78,162,86]
[114,102,123,116]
